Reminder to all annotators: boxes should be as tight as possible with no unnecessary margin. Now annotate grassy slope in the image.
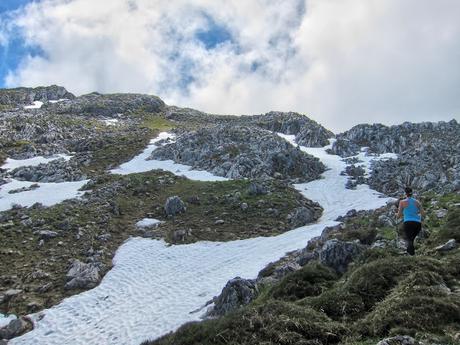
[0,170,313,316]
[147,193,460,345]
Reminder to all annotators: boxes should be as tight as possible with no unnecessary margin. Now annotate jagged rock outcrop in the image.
[164,196,186,216]
[64,259,102,290]
[47,92,165,117]
[317,239,366,273]
[244,111,334,147]
[8,158,86,182]
[207,277,259,317]
[166,109,334,148]
[150,125,325,182]
[287,206,319,228]
[0,85,74,107]
[329,120,460,195]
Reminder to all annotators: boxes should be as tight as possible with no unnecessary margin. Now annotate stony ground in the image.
[1,86,459,345]
[147,192,460,345]
[0,86,324,319]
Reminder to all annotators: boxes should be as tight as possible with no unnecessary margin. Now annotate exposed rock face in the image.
[166,108,334,148]
[207,277,259,317]
[330,120,460,195]
[0,317,33,340]
[287,207,319,228]
[47,92,165,117]
[164,196,186,216]
[0,85,74,107]
[9,158,86,182]
[318,239,365,273]
[64,259,101,290]
[151,125,325,182]
[244,111,334,147]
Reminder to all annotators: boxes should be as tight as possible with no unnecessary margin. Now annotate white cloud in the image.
[2,0,460,132]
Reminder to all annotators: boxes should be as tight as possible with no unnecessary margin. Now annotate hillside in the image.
[0,86,458,345]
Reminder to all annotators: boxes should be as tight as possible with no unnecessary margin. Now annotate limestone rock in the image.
[207,277,259,317]
[164,196,186,216]
[150,125,325,182]
[287,207,316,228]
[376,335,420,345]
[435,239,458,252]
[318,239,365,273]
[64,259,101,290]
[0,317,33,340]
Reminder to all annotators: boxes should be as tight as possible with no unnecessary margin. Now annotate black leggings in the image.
[403,221,422,255]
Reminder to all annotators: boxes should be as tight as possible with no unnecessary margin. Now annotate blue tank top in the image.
[403,198,421,223]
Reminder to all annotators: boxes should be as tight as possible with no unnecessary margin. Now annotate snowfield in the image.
[11,132,394,345]
[2,154,72,171]
[0,155,87,212]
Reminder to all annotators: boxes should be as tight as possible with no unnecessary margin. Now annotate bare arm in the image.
[397,200,405,219]
[416,200,425,217]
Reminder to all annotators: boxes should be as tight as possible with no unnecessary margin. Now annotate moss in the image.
[358,270,460,336]
[334,226,377,245]
[0,171,316,315]
[140,115,175,132]
[268,263,337,302]
[377,226,398,241]
[149,300,348,345]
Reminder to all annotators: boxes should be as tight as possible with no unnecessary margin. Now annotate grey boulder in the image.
[65,259,101,290]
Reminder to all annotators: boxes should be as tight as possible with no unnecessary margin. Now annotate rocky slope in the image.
[0,86,325,325]
[150,125,325,182]
[0,85,459,345]
[331,121,460,196]
[0,85,74,108]
[148,192,460,345]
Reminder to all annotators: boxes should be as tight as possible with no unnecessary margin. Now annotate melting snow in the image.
[0,179,89,212]
[12,132,394,345]
[1,154,72,171]
[23,101,43,109]
[135,218,162,228]
[48,99,68,104]
[111,132,227,181]
[103,119,119,126]
[0,314,16,328]
[349,148,398,177]
[0,154,85,212]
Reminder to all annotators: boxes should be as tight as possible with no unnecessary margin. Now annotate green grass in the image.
[144,191,460,345]
[0,170,314,316]
[140,115,175,132]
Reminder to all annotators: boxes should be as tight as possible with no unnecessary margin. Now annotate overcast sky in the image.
[0,0,459,132]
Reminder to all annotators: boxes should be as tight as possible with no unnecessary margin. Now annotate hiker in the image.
[397,187,424,255]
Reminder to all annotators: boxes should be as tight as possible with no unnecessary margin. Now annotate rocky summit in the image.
[0,85,459,345]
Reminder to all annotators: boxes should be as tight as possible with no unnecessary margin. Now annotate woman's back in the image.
[402,197,421,222]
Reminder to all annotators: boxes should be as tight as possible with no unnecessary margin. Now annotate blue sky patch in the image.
[0,0,33,14]
[195,14,233,50]
[0,0,42,87]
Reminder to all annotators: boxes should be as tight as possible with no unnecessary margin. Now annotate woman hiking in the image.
[397,187,424,255]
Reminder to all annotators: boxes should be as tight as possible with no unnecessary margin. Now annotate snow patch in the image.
[110,132,228,181]
[12,132,394,345]
[23,101,43,109]
[102,119,119,126]
[136,218,162,229]
[347,148,398,177]
[1,154,72,171]
[0,314,16,328]
[48,99,68,104]
[0,179,89,212]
